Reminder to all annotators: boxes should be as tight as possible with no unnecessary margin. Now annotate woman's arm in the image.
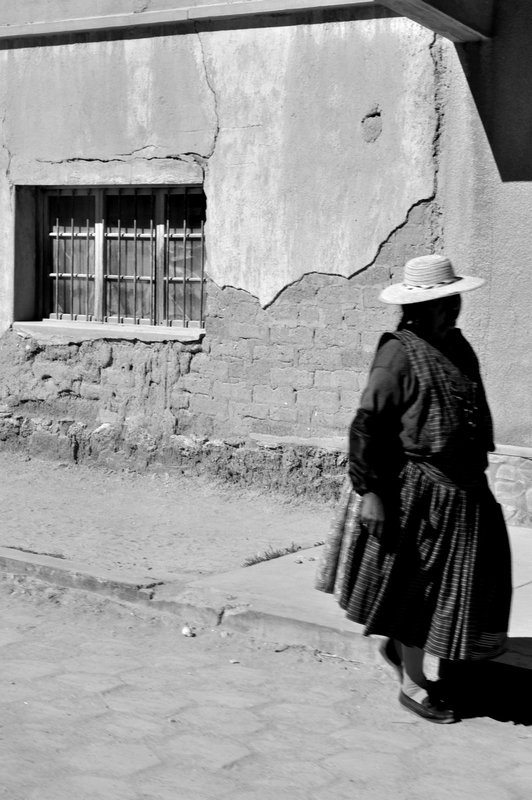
[349,337,415,537]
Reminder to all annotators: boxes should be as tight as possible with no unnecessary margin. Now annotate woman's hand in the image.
[360,492,386,540]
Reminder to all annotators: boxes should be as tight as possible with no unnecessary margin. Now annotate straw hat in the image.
[379,254,485,305]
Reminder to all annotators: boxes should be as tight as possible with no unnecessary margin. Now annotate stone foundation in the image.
[488,448,532,527]
[0,401,530,525]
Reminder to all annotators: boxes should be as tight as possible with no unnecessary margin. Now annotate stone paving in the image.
[1,574,532,800]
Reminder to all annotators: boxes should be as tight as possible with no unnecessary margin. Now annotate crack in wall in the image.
[1,111,14,215]
[260,195,435,310]
[32,27,222,175]
[429,33,445,249]
[194,25,220,163]
[1,111,12,181]
[352,195,435,279]
[36,151,213,173]
[35,154,200,165]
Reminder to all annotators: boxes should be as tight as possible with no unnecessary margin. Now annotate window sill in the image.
[12,320,205,344]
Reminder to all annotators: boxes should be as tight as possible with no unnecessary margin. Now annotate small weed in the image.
[242,542,303,567]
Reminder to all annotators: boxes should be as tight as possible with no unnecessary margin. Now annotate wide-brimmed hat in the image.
[379,254,485,305]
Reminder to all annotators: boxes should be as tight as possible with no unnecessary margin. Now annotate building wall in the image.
[0,4,530,521]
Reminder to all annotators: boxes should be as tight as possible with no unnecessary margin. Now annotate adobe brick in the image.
[226,361,248,380]
[298,349,343,370]
[297,307,321,326]
[354,264,394,286]
[212,381,252,402]
[179,352,193,372]
[252,418,300,438]
[79,382,101,400]
[209,341,253,361]
[253,344,296,363]
[201,360,230,380]
[269,406,298,423]
[276,281,318,306]
[342,308,364,327]
[189,352,210,373]
[296,389,339,411]
[361,331,381,352]
[170,391,190,409]
[230,302,264,324]
[313,329,354,349]
[362,287,388,309]
[226,321,269,340]
[180,374,212,394]
[340,389,361,410]
[314,370,358,390]
[268,307,299,328]
[339,348,364,369]
[245,361,278,382]
[270,367,313,389]
[334,409,352,429]
[316,285,351,306]
[270,325,313,347]
[311,410,349,431]
[231,402,269,420]
[363,307,397,331]
[188,395,227,416]
[252,385,295,406]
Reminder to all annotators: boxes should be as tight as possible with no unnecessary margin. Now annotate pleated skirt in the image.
[316,460,512,661]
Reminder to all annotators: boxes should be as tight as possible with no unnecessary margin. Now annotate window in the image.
[39,187,206,327]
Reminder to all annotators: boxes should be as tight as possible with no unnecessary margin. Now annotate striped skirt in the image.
[316,461,512,661]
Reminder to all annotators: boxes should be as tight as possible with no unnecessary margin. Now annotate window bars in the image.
[43,186,206,327]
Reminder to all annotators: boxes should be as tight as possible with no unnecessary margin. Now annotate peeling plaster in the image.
[361,106,383,143]
[263,197,433,309]
[202,19,438,306]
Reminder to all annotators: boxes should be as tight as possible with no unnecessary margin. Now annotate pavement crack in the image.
[3,545,66,559]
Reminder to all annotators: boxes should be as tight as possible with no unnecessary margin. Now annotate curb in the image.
[0,547,224,629]
[0,546,375,661]
[1,545,531,670]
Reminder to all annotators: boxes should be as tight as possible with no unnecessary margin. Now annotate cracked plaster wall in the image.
[202,18,437,305]
[0,15,437,317]
[0,8,529,516]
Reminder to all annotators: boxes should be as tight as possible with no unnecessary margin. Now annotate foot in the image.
[399,688,456,724]
[379,638,403,681]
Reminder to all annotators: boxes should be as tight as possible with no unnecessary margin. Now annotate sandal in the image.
[399,690,456,724]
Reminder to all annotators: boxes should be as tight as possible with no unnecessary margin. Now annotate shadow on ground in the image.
[442,638,532,725]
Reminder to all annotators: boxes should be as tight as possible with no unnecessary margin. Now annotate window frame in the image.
[38,185,206,329]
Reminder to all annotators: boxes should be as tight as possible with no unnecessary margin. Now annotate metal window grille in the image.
[42,186,206,327]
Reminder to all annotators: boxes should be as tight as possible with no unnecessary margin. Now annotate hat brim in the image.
[379,275,485,305]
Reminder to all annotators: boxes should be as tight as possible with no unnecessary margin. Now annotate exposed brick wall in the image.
[179,202,433,441]
[0,200,445,503]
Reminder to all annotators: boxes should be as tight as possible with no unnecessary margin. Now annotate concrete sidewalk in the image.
[1,525,531,669]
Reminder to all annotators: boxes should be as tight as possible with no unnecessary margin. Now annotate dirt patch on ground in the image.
[0,450,333,581]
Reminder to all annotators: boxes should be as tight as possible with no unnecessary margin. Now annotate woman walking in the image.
[316,254,512,723]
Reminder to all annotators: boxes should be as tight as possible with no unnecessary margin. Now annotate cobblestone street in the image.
[1,574,531,800]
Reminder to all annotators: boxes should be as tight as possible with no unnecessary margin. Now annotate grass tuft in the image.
[242,542,303,568]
